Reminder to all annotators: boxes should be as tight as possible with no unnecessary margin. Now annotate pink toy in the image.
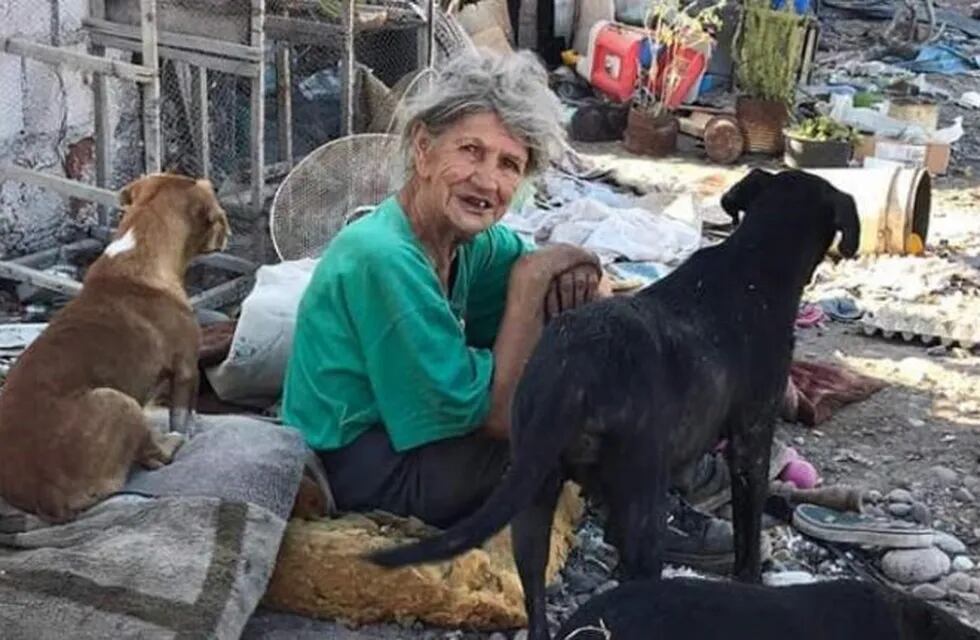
[780,459,820,489]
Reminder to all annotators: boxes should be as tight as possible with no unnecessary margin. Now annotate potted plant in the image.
[783,115,859,168]
[623,0,725,157]
[733,0,811,154]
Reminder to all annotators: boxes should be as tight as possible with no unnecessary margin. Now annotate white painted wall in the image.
[0,0,115,258]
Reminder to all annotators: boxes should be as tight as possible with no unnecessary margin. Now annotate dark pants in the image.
[318,425,510,529]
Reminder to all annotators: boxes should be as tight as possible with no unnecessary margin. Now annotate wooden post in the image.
[426,0,436,67]
[275,41,293,167]
[191,65,211,178]
[90,0,112,227]
[250,0,266,215]
[140,0,162,173]
[340,0,355,136]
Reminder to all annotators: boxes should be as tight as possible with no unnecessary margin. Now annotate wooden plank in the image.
[276,41,293,166]
[83,17,262,62]
[426,0,436,67]
[189,274,255,310]
[0,165,120,208]
[90,32,259,77]
[264,12,422,44]
[0,37,154,83]
[141,0,162,174]
[191,66,211,178]
[340,0,355,137]
[193,252,258,275]
[678,116,705,139]
[265,14,342,43]
[0,261,83,297]
[90,0,113,229]
[10,239,104,270]
[250,0,266,216]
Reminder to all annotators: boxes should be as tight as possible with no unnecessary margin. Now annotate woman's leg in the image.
[319,425,510,529]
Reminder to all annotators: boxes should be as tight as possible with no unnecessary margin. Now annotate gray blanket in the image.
[0,412,310,640]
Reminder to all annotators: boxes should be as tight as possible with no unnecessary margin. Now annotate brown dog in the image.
[0,173,230,523]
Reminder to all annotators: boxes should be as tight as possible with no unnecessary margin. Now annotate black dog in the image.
[369,169,860,640]
[555,577,980,640]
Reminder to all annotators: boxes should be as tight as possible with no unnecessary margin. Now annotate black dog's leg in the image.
[602,441,668,581]
[729,415,775,582]
[512,470,563,640]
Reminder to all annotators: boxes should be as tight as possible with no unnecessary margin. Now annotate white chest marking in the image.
[105,228,137,257]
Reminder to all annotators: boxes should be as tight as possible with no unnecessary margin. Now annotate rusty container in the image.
[623,107,679,157]
[735,96,789,155]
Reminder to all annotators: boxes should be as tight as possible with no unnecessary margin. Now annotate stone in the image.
[929,466,959,486]
[489,633,507,640]
[973,578,980,596]
[864,505,886,518]
[951,591,980,606]
[514,631,528,640]
[952,556,976,572]
[888,503,912,517]
[954,487,976,503]
[263,482,584,629]
[910,502,931,525]
[0,56,23,141]
[596,580,619,595]
[964,476,980,494]
[764,571,817,587]
[887,489,914,503]
[933,531,968,556]
[881,548,951,585]
[866,489,883,503]
[22,45,94,135]
[565,568,603,595]
[947,572,974,594]
[911,583,947,601]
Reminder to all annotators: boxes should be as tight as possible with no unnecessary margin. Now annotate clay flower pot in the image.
[623,106,679,157]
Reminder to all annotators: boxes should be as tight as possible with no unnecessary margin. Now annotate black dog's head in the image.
[720,168,861,258]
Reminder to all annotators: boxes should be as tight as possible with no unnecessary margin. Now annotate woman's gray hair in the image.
[398,49,566,176]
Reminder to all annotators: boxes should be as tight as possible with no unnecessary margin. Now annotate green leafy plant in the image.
[786,115,859,144]
[734,0,809,103]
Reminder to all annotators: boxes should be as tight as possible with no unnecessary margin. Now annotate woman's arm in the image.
[481,244,605,439]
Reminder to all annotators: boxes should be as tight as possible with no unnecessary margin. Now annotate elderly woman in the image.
[281,50,733,571]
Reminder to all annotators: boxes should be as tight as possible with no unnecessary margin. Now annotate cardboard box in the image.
[854,135,951,175]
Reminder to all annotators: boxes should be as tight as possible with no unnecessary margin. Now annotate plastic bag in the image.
[204,259,318,408]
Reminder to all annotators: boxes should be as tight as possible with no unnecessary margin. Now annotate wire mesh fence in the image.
[0,0,465,260]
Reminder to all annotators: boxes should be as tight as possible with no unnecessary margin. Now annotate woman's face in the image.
[412,111,529,238]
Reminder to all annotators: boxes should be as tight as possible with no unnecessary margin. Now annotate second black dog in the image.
[369,169,860,640]
[555,577,980,640]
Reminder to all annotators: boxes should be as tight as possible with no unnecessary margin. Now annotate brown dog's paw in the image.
[139,431,186,469]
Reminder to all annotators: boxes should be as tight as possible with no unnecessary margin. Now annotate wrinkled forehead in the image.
[437,111,529,162]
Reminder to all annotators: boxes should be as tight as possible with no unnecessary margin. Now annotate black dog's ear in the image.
[720,168,774,225]
[829,189,860,258]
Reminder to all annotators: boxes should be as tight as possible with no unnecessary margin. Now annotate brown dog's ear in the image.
[119,179,140,207]
[720,168,774,226]
[829,189,860,258]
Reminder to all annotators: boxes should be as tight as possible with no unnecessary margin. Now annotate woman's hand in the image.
[509,244,602,304]
[545,264,600,321]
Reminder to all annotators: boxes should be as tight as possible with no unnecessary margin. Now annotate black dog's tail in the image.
[367,323,589,568]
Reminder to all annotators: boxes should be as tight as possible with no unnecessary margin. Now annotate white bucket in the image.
[804,167,931,256]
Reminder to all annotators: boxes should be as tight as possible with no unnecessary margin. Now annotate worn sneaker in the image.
[683,451,732,513]
[792,503,934,549]
[662,494,736,574]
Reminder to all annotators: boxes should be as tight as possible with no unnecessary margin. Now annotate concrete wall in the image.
[0,0,139,258]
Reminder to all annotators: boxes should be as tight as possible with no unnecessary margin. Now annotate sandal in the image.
[792,503,934,549]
